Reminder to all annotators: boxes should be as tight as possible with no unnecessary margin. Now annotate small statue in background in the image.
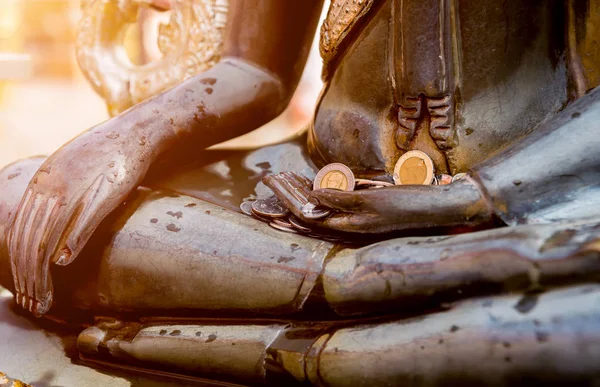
[1,0,600,385]
[76,0,228,116]
[0,372,32,387]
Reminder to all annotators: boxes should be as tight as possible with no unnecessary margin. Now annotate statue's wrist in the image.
[440,176,496,228]
[460,172,499,225]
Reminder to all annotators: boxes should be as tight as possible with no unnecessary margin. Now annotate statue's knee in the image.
[0,156,45,232]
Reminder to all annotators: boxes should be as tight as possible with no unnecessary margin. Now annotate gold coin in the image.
[393,150,435,185]
[313,163,355,191]
[322,170,348,190]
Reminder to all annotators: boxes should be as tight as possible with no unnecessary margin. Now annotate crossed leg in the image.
[1,138,600,385]
[1,135,599,317]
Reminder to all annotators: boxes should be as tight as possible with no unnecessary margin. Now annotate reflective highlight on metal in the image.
[239,200,254,216]
[355,179,395,188]
[301,202,331,220]
[269,221,299,234]
[452,172,467,183]
[251,196,289,218]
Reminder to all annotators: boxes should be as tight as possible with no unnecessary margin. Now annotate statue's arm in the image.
[271,87,600,234]
[137,0,326,160]
[6,0,324,317]
[469,87,600,226]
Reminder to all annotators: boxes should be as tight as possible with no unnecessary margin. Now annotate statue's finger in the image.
[278,172,311,204]
[262,175,306,217]
[58,174,111,267]
[320,212,385,234]
[32,196,60,316]
[309,189,365,212]
[8,188,34,307]
[24,195,47,314]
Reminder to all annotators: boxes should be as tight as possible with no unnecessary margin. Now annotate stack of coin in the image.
[240,196,342,242]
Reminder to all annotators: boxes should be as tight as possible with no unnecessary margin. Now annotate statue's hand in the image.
[309,181,494,233]
[265,172,493,235]
[7,122,152,316]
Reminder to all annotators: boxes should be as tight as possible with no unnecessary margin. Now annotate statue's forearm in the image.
[86,0,325,170]
[472,86,600,225]
[89,58,285,172]
[161,57,287,147]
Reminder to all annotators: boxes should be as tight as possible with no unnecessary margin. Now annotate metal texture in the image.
[251,196,289,218]
[301,202,331,220]
[72,285,600,386]
[1,0,600,385]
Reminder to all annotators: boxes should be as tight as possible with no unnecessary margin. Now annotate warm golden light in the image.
[0,0,324,166]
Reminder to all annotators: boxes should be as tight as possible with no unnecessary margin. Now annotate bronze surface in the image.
[1,0,600,385]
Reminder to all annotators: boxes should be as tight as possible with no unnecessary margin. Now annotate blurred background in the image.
[0,0,327,169]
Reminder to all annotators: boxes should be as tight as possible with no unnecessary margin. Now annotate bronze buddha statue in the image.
[1,0,600,385]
